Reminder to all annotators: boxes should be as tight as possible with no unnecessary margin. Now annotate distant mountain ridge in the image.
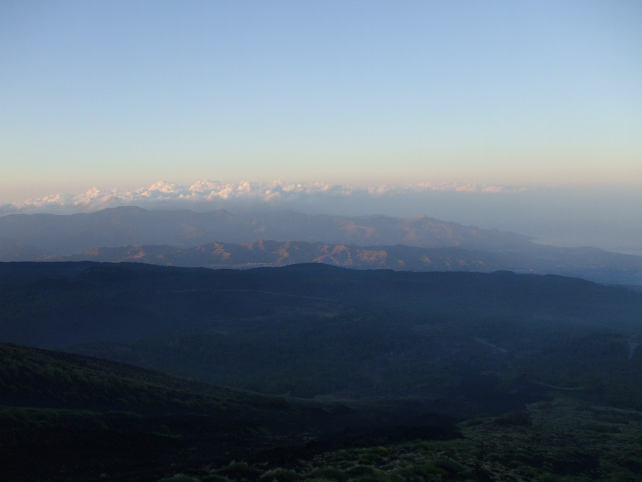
[0,205,531,256]
[48,240,487,269]
[38,239,642,285]
[3,206,642,284]
[0,237,50,261]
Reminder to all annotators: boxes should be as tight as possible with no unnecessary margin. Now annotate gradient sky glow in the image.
[1,1,642,254]
[2,0,641,198]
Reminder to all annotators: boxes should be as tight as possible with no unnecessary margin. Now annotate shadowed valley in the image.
[2,262,642,480]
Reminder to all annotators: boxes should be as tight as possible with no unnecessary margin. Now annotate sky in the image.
[1,1,641,253]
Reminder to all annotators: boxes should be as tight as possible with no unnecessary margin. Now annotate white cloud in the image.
[0,180,528,216]
[2,181,640,256]
[149,181,180,194]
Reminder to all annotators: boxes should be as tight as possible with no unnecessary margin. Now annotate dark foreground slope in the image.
[0,343,459,481]
[5,343,642,482]
[3,347,642,482]
[3,263,642,480]
[3,262,642,411]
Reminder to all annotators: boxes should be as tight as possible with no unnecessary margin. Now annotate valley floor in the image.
[3,394,641,481]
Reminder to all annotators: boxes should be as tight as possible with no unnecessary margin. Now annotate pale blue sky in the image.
[1,0,641,202]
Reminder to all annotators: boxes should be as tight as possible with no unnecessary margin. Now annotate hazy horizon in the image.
[2,1,641,255]
[2,179,642,257]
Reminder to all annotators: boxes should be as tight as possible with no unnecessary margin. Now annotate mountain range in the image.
[0,205,531,255]
[1,206,641,284]
[28,240,642,285]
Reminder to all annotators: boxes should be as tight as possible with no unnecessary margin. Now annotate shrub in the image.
[359,454,381,463]
[495,411,532,426]
[584,423,621,433]
[386,474,406,482]
[262,397,288,408]
[346,465,376,477]
[217,461,254,477]
[307,467,348,481]
[263,468,302,482]
[203,475,230,482]
[464,418,483,427]
[350,476,384,482]
[594,414,629,424]
[390,467,422,482]
[431,459,466,474]
[157,475,200,482]
[414,464,448,477]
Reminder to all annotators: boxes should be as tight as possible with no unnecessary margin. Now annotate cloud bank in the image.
[2,180,641,256]
[0,180,524,216]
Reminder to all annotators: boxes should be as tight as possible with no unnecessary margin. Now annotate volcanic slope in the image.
[2,261,642,348]
[0,342,460,481]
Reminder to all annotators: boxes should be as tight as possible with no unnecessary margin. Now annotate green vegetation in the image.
[157,475,201,482]
[0,343,250,414]
[2,262,642,348]
[153,397,642,481]
[3,262,642,480]
[495,411,532,426]
[517,333,642,411]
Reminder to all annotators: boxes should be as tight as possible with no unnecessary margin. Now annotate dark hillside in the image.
[0,342,259,414]
[3,263,642,480]
[0,343,460,481]
[42,239,642,285]
[4,340,641,481]
[3,262,642,412]
[2,262,641,348]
